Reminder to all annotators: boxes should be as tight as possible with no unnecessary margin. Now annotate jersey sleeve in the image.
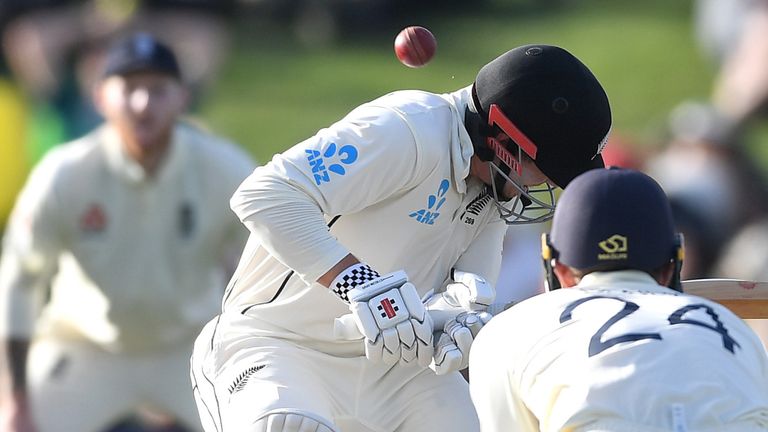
[0,153,65,338]
[231,104,427,284]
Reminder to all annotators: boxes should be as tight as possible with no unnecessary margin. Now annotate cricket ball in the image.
[394,26,437,68]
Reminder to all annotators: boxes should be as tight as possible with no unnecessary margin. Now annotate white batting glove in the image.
[338,270,434,367]
[423,270,495,329]
[430,311,492,375]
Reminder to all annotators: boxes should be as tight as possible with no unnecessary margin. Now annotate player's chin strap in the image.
[541,233,561,292]
[669,233,685,292]
[541,233,686,292]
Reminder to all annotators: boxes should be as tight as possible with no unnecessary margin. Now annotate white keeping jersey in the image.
[469,271,768,432]
[0,123,256,352]
[222,86,509,355]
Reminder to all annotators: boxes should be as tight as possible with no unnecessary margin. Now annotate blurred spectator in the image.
[0,45,30,229]
[642,1,768,279]
[0,33,255,432]
[696,0,768,125]
[645,101,768,278]
[715,220,768,282]
[713,211,768,351]
[2,0,236,154]
[691,0,768,351]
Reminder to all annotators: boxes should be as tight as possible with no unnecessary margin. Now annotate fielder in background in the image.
[0,33,256,432]
[469,167,768,432]
[190,44,611,431]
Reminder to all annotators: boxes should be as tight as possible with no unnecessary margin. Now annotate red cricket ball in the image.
[394,26,437,68]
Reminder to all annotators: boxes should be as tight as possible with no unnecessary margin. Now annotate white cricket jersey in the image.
[469,271,768,432]
[0,122,255,352]
[222,86,509,355]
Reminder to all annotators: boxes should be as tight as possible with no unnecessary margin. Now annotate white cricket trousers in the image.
[27,336,203,432]
[190,314,481,432]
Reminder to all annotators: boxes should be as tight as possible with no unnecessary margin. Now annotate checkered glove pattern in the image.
[330,263,380,302]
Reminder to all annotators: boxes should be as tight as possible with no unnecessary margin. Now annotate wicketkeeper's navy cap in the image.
[473,44,611,188]
[102,33,181,79]
[549,167,678,272]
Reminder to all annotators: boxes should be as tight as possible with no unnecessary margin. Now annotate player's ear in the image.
[656,261,678,289]
[553,261,580,288]
[541,233,561,291]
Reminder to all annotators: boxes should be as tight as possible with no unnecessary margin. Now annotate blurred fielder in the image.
[469,167,768,432]
[190,44,612,431]
[0,33,255,432]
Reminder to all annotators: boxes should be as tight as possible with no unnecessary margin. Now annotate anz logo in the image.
[306,142,359,185]
[410,179,450,225]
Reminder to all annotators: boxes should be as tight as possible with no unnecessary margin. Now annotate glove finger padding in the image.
[445,320,473,358]
[396,282,434,367]
[412,312,434,368]
[430,332,463,375]
[349,301,382,341]
[364,336,384,364]
[399,282,428,320]
[429,311,491,375]
[396,320,418,363]
[455,311,492,338]
[381,327,402,365]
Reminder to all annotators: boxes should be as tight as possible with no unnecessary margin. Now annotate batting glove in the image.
[423,269,495,329]
[335,269,434,367]
[430,311,492,375]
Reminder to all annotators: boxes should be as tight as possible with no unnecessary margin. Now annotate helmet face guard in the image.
[485,104,557,225]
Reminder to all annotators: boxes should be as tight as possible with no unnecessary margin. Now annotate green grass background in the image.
[200,0,720,164]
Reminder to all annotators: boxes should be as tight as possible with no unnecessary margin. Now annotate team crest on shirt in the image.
[409,179,449,225]
[79,203,107,234]
[305,142,359,185]
[228,364,266,394]
[460,189,492,226]
[179,202,195,238]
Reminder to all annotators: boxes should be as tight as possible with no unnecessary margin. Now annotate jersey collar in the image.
[444,85,475,194]
[102,124,185,185]
[578,270,672,294]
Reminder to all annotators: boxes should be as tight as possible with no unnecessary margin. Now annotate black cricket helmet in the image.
[469,44,612,224]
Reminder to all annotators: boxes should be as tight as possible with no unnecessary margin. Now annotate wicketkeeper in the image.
[470,167,768,432]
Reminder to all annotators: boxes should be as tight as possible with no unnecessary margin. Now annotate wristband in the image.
[330,263,380,302]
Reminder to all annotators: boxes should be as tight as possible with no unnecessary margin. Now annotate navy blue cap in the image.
[102,33,181,79]
[549,167,677,272]
[473,45,612,188]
